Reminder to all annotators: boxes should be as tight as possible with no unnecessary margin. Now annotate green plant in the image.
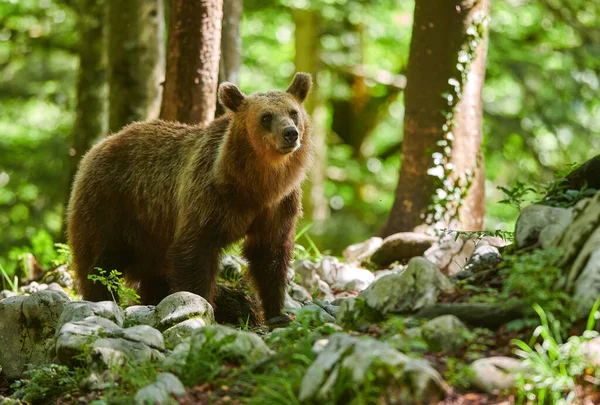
[500,248,574,327]
[0,262,18,292]
[52,243,72,267]
[11,364,81,404]
[498,182,539,211]
[442,228,515,243]
[443,357,475,390]
[88,268,140,307]
[293,224,322,261]
[512,301,600,405]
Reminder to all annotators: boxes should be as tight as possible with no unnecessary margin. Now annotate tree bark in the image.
[215,0,242,117]
[160,0,223,126]
[64,0,108,234]
[220,0,242,85]
[293,9,329,226]
[107,0,165,132]
[381,0,489,236]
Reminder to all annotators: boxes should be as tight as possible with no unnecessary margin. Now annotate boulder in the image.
[0,290,70,379]
[371,233,436,266]
[299,333,447,404]
[57,300,124,332]
[360,257,453,315]
[163,318,208,347]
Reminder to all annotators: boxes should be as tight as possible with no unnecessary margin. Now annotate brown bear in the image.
[67,73,313,323]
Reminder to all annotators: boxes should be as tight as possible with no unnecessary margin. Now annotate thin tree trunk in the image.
[160,0,223,126]
[107,0,165,132]
[220,0,242,85]
[215,0,242,117]
[293,9,328,226]
[63,0,108,235]
[381,0,489,236]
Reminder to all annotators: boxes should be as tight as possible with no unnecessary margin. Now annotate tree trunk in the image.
[63,0,108,235]
[381,0,489,236]
[220,0,242,85]
[160,0,223,126]
[107,0,165,132]
[293,9,329,227]
[215,0,242,117]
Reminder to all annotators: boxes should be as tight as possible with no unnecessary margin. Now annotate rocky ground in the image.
[1,190,600,404]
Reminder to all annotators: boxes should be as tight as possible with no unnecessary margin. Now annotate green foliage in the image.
[0,262,18,292]
[88,268,140,307]
[294,224,323,261]
[499,248,574,327]
[445,228,515,243]
[512,301,600,405]
[11,364,81,404]
[498,182,539,211]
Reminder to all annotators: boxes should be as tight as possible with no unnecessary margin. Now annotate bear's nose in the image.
[283,127,299,144]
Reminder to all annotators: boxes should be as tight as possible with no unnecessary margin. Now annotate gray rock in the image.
[560,191,600,271]
[163,318,208,347]
[461,241,503,274]
[571,229,600,318]
[316,277,335,301]
[316,256,374,292]
[293,259,319,289]
[335,297,382,331]
[289,282,312,303]
[124,305,156,327]
[219,255,244,282]
[299,333,447,404]
[360,257,453,315]
[163,325,272,374]
[57,300,124,333]
[313,300,339,318]
[515,204,573,249]
[469,356,522,394]
[283,292,303,310]
[580,336,600,366]
[55,315,165,368]
[424,232,474,275]
[421,315,471,352]
[343,237,383,263]
[0,290,17,300]
[19,281,48,294]
[295,304,336,323]
[371,232,437,266]
[42,264,74,288]
[153,292,214,330]
[135,373,186,405]
[47,282,65,292]
[0,290,70,379]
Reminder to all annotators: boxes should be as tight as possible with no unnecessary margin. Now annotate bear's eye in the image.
[261,113,273,128]
[290,110,298,120]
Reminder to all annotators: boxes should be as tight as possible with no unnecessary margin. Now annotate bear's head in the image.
[218,73,312,159]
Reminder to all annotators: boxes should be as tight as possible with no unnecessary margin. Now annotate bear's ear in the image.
[218,82,246,112]
[286,72,312,103]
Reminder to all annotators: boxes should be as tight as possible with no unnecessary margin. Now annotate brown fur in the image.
[67,73,313,320]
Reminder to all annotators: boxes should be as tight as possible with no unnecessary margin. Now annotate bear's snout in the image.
[283,127,299,145]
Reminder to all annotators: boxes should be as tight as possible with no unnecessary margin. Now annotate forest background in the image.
[0,0,599,274]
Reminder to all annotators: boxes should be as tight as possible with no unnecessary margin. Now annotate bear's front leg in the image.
[244,191,300,322]
[167,227,223,305]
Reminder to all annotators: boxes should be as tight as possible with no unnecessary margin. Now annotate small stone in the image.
[316,277,335,301]
[0,290,17,300]
[295,304,336,323]
[469,356,522,394]
[293,259,319,289]
[283,292,302,310]
[19,281,48,294]
[421,315,471,352]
